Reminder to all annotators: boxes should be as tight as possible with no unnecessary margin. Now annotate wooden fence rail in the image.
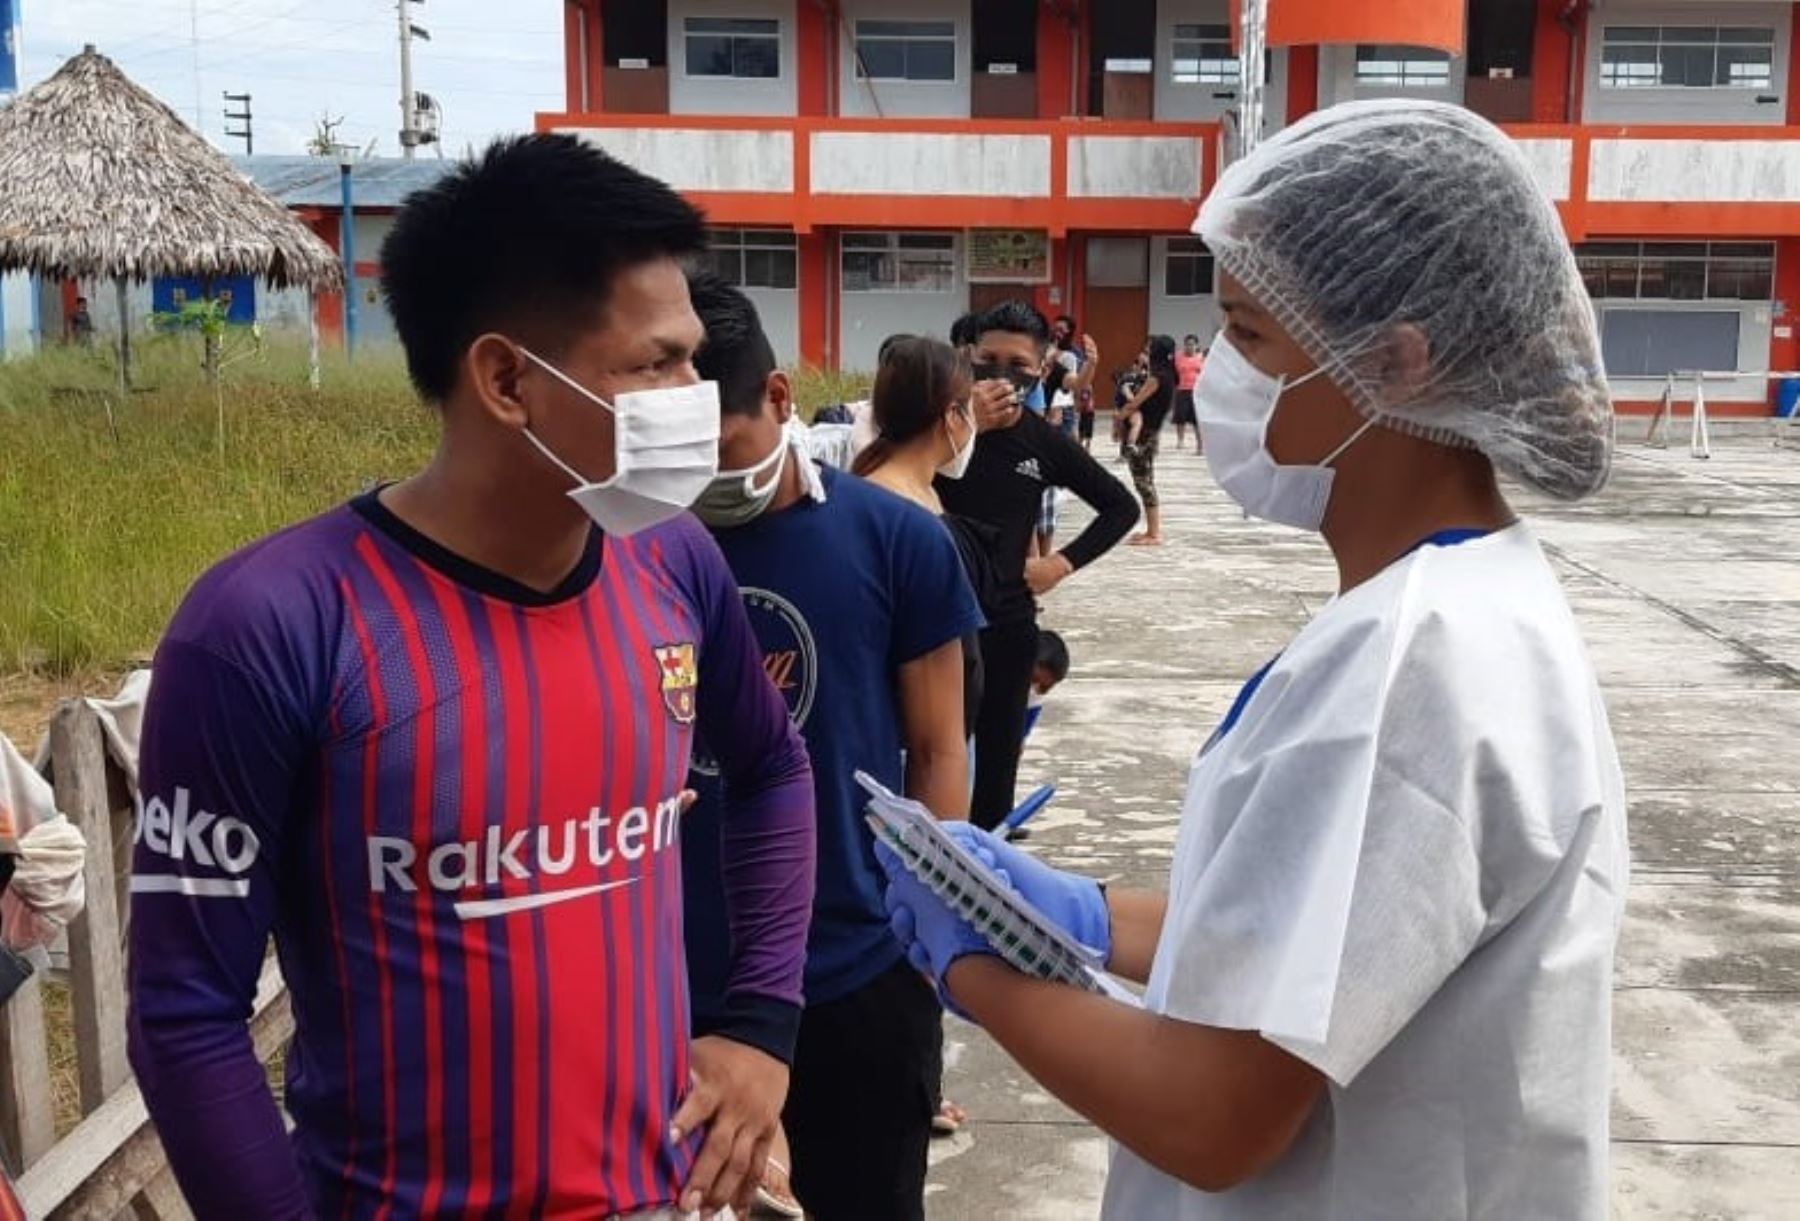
[0,699,291,1220]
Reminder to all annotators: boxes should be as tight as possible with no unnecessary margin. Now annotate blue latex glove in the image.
[873,840,995,1013]
[943,822,1112,965]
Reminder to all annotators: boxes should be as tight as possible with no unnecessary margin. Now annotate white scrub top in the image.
[1102,524,1629,1221]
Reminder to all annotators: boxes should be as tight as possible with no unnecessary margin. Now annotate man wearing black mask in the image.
[939,300,1138,831]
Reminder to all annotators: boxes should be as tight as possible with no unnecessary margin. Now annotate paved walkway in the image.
[925,433,1800,1220]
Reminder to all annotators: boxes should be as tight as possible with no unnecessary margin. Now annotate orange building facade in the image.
[541,0,1800,415]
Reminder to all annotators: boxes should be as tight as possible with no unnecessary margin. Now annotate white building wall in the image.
[1316,44,1466,108]
[669,0,799,116]
[837,0,971,118]
[812,131,1050,195]
[1583,1,1791,126]
[1589,138,1800,202]
[1067,136,1204,198]
[838,234,967,373]
[566,126,795,193]
[1148,237,1219,345]
[745,286,800,366]
[0,273,38,359]
[1153,0,1289,134]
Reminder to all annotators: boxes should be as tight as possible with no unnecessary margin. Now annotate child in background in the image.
[1023,630,1070,740]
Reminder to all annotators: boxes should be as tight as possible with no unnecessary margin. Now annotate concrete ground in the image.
[923,430,1800,1220]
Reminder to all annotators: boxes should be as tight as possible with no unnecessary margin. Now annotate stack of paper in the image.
[858,771,1133,1003]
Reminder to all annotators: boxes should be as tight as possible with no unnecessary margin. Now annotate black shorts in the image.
[784,959,942,1221]
[1172,388,1197,426]
[1078,410,1096,440]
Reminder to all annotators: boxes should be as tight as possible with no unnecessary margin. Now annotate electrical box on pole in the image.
[397,0,435,159]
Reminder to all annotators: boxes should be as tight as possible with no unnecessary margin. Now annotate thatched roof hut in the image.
[0,45,342,291]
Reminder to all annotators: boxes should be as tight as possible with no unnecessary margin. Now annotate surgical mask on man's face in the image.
[516,347,721,537]
[1193,333,1376,533]
[692,424,790,529]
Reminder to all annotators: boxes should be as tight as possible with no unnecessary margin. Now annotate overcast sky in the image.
[22,0,565,157]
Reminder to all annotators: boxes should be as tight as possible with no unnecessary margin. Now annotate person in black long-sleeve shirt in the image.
[938,300,1139,829]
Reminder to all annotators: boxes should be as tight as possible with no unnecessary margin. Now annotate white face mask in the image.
[692,424,790,529]
[1194,333,1377,532]
[937,407,977,480]
[517,347,721,537]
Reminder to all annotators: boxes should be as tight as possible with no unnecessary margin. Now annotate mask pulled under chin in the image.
[1192,334,1374,533]
[691,422,821,529]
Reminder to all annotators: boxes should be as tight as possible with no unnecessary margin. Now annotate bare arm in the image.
[1122,374,1161,416]
[898,638,970,820]
[1105,888,1167,984]
[946,958,1325,1192]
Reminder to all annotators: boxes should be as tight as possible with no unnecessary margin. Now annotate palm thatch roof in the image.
[0,46,342,290]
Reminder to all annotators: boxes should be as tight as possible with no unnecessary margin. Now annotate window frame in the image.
[1353,44,1455,89]
[853,18,959,84]
[702,228,799,290]
[1574,240,1775,302]
[1597,24,1777,91]
[681,15,783,82]
[1170,22,1237,87]
[840,231,959,294]
[1163,238,1216,299]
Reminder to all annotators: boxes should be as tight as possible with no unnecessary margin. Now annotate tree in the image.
[306,113,344,158]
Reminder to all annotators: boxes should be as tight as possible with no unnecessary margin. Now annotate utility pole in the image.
[398,0,431,160]
[223,91,253,155]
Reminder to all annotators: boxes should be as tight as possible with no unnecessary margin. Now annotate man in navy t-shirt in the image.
[680,272,983,1221]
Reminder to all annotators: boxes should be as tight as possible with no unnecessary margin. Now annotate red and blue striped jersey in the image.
[127,493,815,1220]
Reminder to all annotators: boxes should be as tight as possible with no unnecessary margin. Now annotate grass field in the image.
[0,337,869,680]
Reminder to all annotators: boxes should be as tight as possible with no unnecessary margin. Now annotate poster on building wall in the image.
[967,229,1051,284]
[0,0,17,94]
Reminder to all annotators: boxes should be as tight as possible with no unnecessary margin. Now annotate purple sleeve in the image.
[127,637,314,1219]
[684,526,816,1064]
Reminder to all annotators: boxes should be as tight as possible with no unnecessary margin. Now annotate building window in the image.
[842,232,957,293]
[1600,26,1776,90]
[684,17,780,79]
[1600,310,1742,379]
[1354,45,1454,88]
[1575,241,1774,301]
[1170,24,1237,85]
[854,20,957,82]
[1164,238,1215,297]
[702,229,797,289]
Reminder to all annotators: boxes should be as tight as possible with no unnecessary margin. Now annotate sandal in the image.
[754,1156,803,1219]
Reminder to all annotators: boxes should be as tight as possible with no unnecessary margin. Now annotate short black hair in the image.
[948,312,979,348]
[1053,314,1075,331]
[1036,630,1070,683]
[973,299,1050,349]
[687,267,776,419]
[1184,333,1200,342]
[380,133,706,403]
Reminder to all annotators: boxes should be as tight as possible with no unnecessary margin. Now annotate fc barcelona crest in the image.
[655,643,698,725]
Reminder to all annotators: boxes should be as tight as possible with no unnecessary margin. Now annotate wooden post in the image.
[0,974,55,1176]
[115,277,132,398]
[52,703,130,1116]
[307,288,322,391]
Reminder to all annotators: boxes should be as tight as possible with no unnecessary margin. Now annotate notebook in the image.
[858,771,1135,1004]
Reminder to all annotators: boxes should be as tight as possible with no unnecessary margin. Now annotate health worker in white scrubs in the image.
[877,98,1630,1221]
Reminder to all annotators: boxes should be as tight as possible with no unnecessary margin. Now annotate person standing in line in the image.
[1172,332,1206,450]
[939,300,1139,831]
[1122,335,1179,546]
[1037,315,1101,556]
[127,135,817,1221]
[68,295,95,347]
[681,275,983,1221]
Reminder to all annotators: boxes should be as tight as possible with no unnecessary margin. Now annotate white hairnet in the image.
[1195,100,1613,500]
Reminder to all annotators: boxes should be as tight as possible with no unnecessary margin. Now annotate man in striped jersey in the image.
[126,135,817,1220]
